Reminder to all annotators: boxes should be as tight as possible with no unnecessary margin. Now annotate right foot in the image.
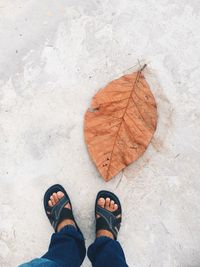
[96,197,121,239]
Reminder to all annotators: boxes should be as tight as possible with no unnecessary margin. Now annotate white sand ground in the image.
[0,0,200,266]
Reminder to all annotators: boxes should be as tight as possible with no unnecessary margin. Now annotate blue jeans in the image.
[19,225,128,267]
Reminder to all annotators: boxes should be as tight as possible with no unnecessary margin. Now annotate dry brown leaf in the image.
[84,65,157,181]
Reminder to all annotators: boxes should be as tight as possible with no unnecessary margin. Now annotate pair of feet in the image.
[48,191,120,239]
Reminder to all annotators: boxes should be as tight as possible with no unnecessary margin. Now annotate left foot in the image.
[48,191,76,232]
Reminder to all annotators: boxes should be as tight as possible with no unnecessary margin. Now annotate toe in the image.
[110,200,115,210]
[105,197,110,208]
[57,191,64,199]
[114,204,118,211]
[97,198,105,218]
[53,193,59,203]
[50,195,55,205]
[98,197,105,208]
[48,200,53,207]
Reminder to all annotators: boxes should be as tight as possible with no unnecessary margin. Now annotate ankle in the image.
[57,219,76,232]
[96,230,114,240]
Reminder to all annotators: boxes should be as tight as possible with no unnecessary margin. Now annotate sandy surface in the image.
[0,0,200,266]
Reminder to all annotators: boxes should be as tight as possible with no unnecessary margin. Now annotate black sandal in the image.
[95,190,122,240]
[44,184,81,233]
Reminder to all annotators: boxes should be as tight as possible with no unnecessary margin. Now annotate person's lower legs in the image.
[42,225,86,267]
[42,189,86,267]
[19,188,86,267]
[87,192,128,267]
[88,236,128,267]
[20,186,128,267]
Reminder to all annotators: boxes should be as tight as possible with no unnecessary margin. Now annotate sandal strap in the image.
[96,205,121,239]
[112,209,121,217]
[51,196,69,220]
[47,196,72,231]
[52,208,74,231]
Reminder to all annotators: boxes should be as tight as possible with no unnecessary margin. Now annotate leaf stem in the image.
[140,64,147,72]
